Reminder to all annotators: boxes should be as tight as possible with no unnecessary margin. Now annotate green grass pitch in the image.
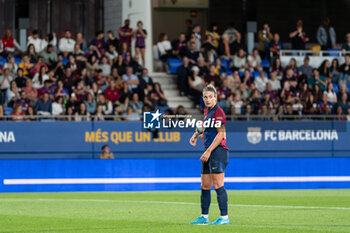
[0,189,350,233]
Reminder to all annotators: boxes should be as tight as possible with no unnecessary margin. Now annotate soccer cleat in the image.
[190,216,209,225]
[208,217,230,225]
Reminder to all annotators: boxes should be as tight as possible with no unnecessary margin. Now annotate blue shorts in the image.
[201,146,229,174]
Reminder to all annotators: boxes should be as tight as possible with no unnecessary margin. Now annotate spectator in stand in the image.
[26,44,37,63]
[91,30,107,55]
[308,69,327,91]
[0,104,5,121]
[106,30,119,52]
[255,70,268,93]
[84,92,96,114]
[338,54,350,84]
[268,72,281,91]
[11,104,25,121]
[40,45,58,69]
[284,58,299,76]
[75,102,90,121]
[35,92,52,115]
[223,23,238,44]
[214,57,226,77]
[6,81,20,107]
[75,32,88,52]
[105,44,118,62]
[119,19,133,49]
[97,94,113,115]
[299,56,313,79]
[324,83,337,104]
[14,68,27,89]
[217,78,232,101]
[1,29,21,56]
[99,56,111,77]
[188,66,205,107]
[247,48,262,71]
[94,104,105,121]
[341,33,350,53]
[129,92,143,114]
[316,18,336,50]
[204,64,222,87]
[218,93,233,114]
[104,79,121,103]
[205,23,220,48]
[192,25,201,52]
[201,35,216,63]
[318,60,331,82]
[134,21,147,67]
[172,33,187,58]
[38,80,54,99]
[230,48,247,72]
[122,66,139,93]
[269,33,283,60]
[0,68,13,105]
[41,33,56,52]
[329,58,340,83]
[99,145,114,159]
[270,57,283,79]
[151,82,167,106]
[218,34,234,60]
[60,67,75,92]
[27,30,43,53]
[59,30,76,55]
[32,66,49,89]
[157,33,172,62]
[177,56,191,96]
[257,23,273,59]
[22,78,38,104]
[337,92,349,114]
[232,32,247,54]
[289,20,309,50]
[52,96,64,115]
[3,55,18,77]
[185,42,199,65]
[197,57,209,76]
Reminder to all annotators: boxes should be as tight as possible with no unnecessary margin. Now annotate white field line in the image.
[4,176,350,185]
[0,198,349,210]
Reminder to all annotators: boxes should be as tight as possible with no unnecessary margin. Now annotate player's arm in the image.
[189,128,203,146]
[200,126,225,162]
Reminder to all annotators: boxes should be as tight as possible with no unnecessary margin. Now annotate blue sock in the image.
[215,186,228,216]
[201,189,211,215]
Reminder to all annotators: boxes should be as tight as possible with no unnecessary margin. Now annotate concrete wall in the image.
[104,0,122,34]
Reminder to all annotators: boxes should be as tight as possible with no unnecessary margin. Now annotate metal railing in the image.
[0,114,349,121]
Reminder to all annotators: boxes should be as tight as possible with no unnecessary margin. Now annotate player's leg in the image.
[201,173,212,217]
[190,163,212,224]
[208,147,230,225]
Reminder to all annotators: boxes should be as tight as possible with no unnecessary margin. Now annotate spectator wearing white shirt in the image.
[27,30,43,53]
[324,83,337,104]
[59,30,76,54]
[255,70,268,93]
[41,32,57,52]
[52,96,64,115]
[32,66,49,89]
[157,33,172,62]
[268,72,281,91]
[247,48,261,71]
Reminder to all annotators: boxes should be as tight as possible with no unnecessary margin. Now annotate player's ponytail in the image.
[202,84,217,96]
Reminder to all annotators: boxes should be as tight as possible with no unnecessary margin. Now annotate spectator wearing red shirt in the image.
[119,19,133,49]
[1,29,21,56]
[104,79,121,102]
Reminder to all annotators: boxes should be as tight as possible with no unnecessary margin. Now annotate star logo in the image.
[143,110,162,129]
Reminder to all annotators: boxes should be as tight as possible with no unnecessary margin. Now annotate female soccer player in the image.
[189,84,230,225]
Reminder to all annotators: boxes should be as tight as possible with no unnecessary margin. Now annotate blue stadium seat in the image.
[167,58,182,74]
[327,49,341,57]
[14,57,21,65]
[347,84,350,93]
[226,70,232,76]
[220,59,230,71]
[253,70,260,78]
[333,84,339,93]
[261,59,270,68]
[62,58,69,66]
[4,107,13,115]
[238,71,244,77]
[0,58,6,66]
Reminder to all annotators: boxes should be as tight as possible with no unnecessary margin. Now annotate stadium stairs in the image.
[151,72,202,116]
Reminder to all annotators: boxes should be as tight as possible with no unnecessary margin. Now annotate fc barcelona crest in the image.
[247,127,262,144]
